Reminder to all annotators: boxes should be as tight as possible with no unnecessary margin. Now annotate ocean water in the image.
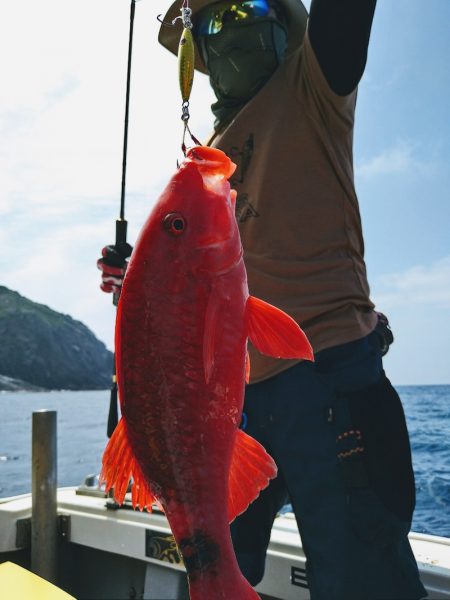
[0,386,449,537]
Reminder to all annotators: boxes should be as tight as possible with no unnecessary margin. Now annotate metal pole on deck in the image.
[31,409,57,583]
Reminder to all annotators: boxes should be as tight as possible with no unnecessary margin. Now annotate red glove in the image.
[97,243,133,295]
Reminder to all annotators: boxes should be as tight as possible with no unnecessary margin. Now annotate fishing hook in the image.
[181,119,201,156]
[157,14,176,27]
[157,0,193,29]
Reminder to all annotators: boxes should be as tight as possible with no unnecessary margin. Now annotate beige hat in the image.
[158,0,308,75]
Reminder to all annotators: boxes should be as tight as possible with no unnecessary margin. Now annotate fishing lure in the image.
[178,4,195,107]
[178,2,201,153]
[158,0,200,153]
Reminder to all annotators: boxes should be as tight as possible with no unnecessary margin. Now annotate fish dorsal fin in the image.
[228,429,277,522]
[203,292,222,384]
[100,418,157,512]
[246,296,314,361]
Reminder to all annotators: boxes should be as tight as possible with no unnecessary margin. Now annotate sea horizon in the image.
[1,385,449,538]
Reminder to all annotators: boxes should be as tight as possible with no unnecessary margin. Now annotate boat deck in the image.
[1,487,449,599]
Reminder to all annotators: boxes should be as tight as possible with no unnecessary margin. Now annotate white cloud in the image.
[0,0,216,351]
[2,216,117,346]
[356,139,436,179]
[0,0,215,211]
[373,256,450,310]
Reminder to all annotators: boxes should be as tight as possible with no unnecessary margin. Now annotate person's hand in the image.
[97,243,133,295]
[374,311,394,356]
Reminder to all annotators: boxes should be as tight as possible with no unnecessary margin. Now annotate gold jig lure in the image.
[179,26,195,104]
[178,3,200,153]
[159,1,200,154]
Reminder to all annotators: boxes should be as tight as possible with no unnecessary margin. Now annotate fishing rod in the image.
[107,0,139,439]
[114,0,136,254]
[107,0,199,438]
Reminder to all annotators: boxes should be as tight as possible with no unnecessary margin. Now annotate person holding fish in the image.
[98,0,427,599]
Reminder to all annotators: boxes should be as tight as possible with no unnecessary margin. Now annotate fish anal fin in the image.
[100,418,156,512]
[228,429,277,522]
[246,296,314,361]
[130,459,158,512]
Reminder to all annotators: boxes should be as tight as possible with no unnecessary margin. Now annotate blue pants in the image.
[231,332,427,600]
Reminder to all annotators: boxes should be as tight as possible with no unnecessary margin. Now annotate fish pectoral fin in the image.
[228,429,277,523]
[100,418,157,512]
[245,350,250,384]
[246,295,314,361]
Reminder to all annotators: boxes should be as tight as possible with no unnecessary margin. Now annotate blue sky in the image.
[353,0,450,384]
[0,0,449,385]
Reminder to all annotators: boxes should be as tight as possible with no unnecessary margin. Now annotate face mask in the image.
[198,19,288,129]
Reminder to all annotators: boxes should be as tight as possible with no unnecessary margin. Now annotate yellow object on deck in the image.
[0,562,76,600]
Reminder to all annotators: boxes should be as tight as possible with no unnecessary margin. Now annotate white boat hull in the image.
[1,488,449,599]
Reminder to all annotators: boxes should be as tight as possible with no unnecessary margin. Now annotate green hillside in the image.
[0,286,113,391]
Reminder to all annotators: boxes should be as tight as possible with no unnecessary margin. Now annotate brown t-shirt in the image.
[208,30,377,384]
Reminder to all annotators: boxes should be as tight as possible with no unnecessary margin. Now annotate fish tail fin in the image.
[239,579,261,600]
[240,580,261,600]
[246,295,314,361]
[100,418,156,511]
[228,429,277,522]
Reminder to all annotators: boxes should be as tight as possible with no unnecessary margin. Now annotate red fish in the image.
[101,146,313,600]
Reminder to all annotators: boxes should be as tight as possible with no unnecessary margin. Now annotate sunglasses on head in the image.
[195,0,271,36]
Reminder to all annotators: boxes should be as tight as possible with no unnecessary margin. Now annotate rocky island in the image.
[0,286,113,391]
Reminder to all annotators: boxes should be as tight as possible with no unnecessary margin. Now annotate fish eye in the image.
[163,213,186,236]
